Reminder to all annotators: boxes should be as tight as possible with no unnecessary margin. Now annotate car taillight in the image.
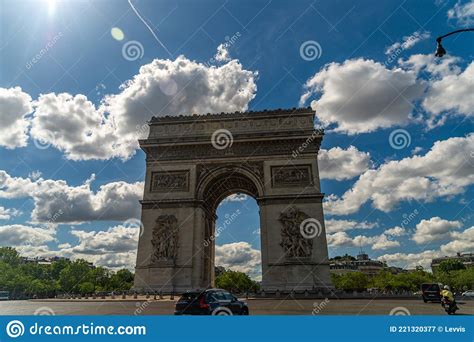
[199,296,209,309]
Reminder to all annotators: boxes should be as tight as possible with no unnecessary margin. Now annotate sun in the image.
[46,0,58,16]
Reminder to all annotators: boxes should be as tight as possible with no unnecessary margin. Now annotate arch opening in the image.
[214,193,262,287]
[199,170,263,288]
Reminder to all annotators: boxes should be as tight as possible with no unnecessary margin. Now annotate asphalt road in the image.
[0,298,473,315]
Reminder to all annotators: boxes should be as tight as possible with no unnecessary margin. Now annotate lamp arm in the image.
[436,28,474,42]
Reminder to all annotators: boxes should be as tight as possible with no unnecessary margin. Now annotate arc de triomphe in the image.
[134,108,333,293]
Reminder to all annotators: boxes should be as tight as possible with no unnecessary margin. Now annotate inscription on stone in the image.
[150,171,189,192]
[271,165,313,187]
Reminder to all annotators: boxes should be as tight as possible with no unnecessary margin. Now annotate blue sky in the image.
[0,0,473,278]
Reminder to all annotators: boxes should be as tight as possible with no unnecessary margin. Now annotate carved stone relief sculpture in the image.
[151,215,179,263]
[279,207,313,258]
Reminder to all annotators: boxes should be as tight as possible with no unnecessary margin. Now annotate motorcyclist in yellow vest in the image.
[440,285,459,313]
[440,285,454,302]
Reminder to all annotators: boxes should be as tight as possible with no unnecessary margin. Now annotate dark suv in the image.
[174,289,249,315]
[421,283,442,302]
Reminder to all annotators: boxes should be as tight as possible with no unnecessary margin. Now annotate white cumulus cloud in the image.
[327,231,400,250]
[0,224,56,247]
[448,0,474,26]
[378,225,474,269]
[0,87,33,148]
[29,55,257,160]
[422,62,474,122]
[0,207,20,220]
[215,242,261,279]
[215,43,231,62]
[324,134,474,215]
[325,219,378,233]
[319,146,371,180]
[0,170,143,223]
[385,31,430,55]
[300,58,425,134]
[412,217,462,244]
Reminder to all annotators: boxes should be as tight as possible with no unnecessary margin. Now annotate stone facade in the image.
[134,108,333,293]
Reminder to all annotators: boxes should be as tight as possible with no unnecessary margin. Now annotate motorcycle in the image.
[441,296,458,315]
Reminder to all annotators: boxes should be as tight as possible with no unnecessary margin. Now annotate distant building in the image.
[385,266,405,274]
[329,262,358,275]
[405,266,425,273]
[22,256,70,265]
[353,253,386,276]
[19,256,97,268]
[330,252,405,276]
[431,252,474,273]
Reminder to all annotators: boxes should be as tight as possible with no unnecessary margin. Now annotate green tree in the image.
[331,272,369,291]
[368,270,435,292]
[89,267,111,291]
[452,268,474,291]
[78,282,95,295]
[0,247,136,298]
[58,260,93,293]
[0,247,21,266]
[437,267,474,291]
[107,269,134,291]
[215,269,260,293]
[51,258,70,279]
[437,259,466,274]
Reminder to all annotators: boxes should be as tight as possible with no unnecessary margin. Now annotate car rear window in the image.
[213,291,227,301]
[222,292,234,301]
[421,284,440,291]
[179,293,200,301]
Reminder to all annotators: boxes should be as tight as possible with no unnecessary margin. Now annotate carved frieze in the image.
[151,215,179,263]
[148,110,316,139]
[145,139,321,161]
[279,207,313,258]
[271,165,313,188]
[196,161,264,184]
[150,171,189,192]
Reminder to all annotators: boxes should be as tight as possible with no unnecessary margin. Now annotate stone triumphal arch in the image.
[134,108,333,293]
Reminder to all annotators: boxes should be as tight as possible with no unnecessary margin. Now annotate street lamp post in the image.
[435,28,474,57]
